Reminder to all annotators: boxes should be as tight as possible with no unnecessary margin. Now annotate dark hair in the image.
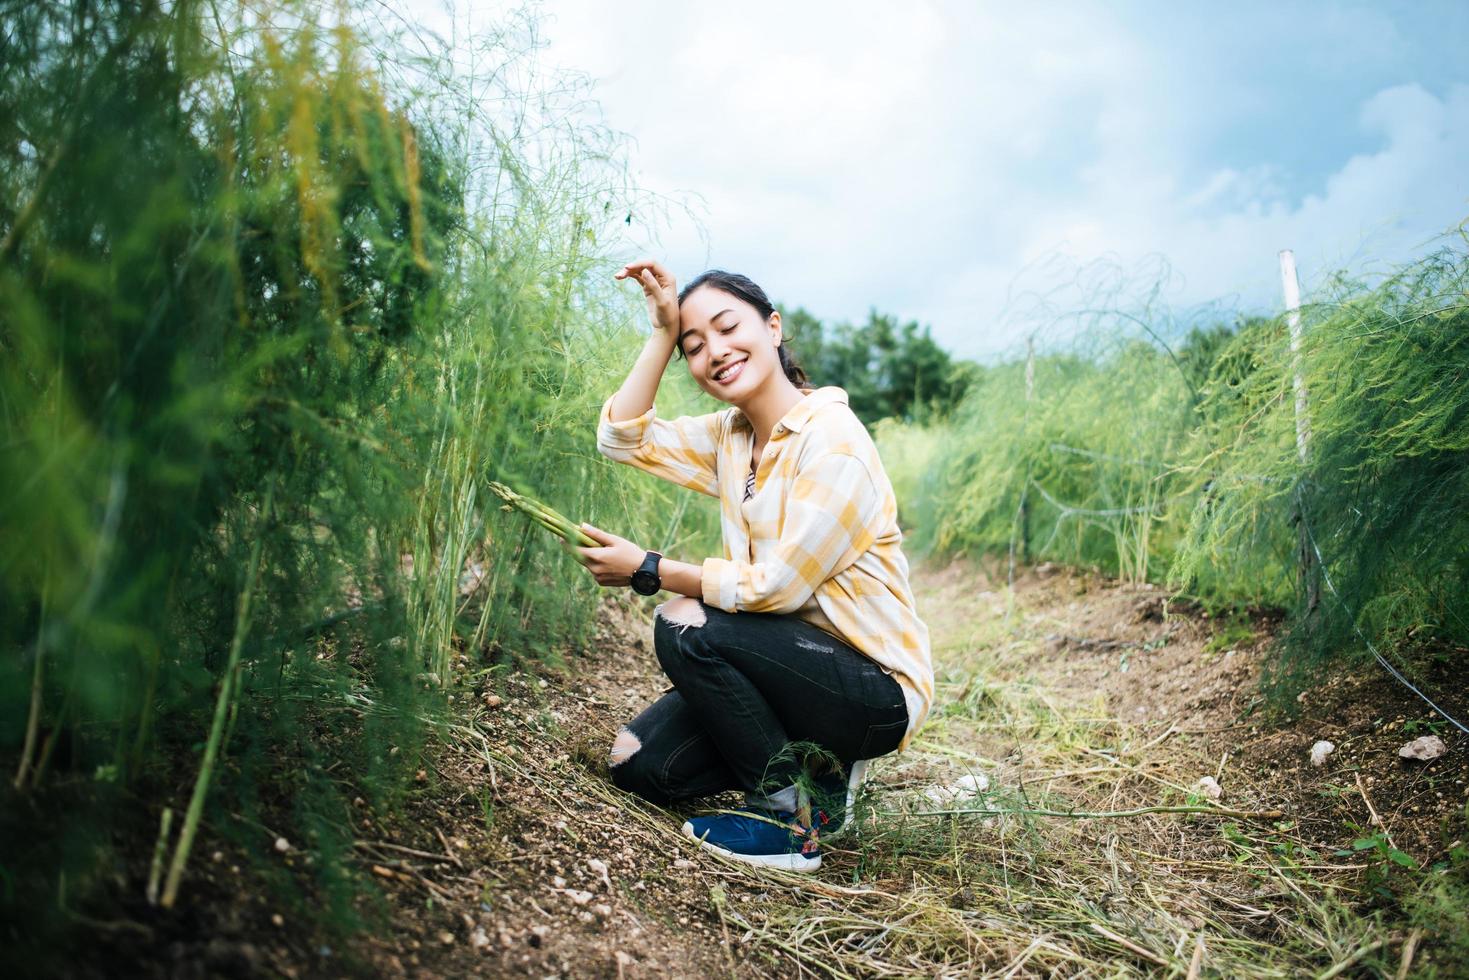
[676,269,809,388]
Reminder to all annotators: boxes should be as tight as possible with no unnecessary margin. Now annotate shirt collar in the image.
[731,386,848,435]
[779,386,847,434]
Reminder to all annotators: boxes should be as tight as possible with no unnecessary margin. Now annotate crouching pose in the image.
[574,261,933,872]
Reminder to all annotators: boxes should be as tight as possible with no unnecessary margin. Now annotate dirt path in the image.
[94,559,1468,978]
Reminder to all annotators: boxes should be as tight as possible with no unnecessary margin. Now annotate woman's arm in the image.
[599,259,726,497]
[575,523,703,597]
[608,260,680,422]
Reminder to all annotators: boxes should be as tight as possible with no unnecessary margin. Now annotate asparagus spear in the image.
[489,481,597,547]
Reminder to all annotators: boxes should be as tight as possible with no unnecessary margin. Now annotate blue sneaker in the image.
[681,806,822,872]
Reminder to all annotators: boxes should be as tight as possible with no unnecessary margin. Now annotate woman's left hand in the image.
[575,523,646,587]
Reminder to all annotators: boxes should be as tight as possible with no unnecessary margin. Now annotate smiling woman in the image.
[575,260,934,872]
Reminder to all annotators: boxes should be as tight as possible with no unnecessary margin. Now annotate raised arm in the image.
[608,260,680,421]
[599,260,724,497]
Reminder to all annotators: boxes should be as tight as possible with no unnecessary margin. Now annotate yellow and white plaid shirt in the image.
[597,386,933,750]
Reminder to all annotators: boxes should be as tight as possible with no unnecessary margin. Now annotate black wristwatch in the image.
[630,551,663,596]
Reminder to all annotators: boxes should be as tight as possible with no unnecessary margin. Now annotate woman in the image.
[575,260,933,872]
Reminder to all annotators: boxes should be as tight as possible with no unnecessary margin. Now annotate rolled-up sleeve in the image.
[596,395,723,497]
[701,451,882,614]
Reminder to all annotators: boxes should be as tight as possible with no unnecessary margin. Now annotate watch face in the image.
[631,570,659,596]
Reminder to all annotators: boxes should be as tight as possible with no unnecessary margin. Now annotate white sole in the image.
[680,821,822,872]
[845,759,868,817]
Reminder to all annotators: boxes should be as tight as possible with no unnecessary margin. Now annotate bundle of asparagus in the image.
[489,481,597,548]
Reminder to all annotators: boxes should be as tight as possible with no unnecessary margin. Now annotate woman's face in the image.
[677,286,783,404]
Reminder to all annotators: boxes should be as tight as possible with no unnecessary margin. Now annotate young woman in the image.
[575,260,933,872]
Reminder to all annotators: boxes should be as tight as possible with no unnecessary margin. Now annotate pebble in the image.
[922,772,990,806]
[672,858,694,870]
[437,931,455,946]
[274,837,291,853]
[1194,776,1223,800]
[1309,740,1335,767]
[485,694,503,708]
[1399,735,1447,761]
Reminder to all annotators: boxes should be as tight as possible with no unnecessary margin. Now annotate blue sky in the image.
[404,1,1469,359]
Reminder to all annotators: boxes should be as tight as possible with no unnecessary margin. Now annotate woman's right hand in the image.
[615,260,679,338]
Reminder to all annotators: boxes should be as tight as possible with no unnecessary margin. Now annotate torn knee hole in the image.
[609,728,642,768]
[655,596,706,630]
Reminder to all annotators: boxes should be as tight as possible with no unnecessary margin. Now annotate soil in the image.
[46,558,1469,977]
[942,559,1469,864]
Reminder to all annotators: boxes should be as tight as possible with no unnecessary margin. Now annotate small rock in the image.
[1399,735,1447,761]
[274,837,291,854]
[484,694,503,709]
[552,875,567,889]
[592,903,612,919]
[469,927,490,951]
[437,931,455,946]
[672,858,694,870]
[271,913,285,928]
[1309,740,1335,767]
[587,858,613,890]
[565,889,594,905]
[922,772,990,806]
[1194,776,1222,800]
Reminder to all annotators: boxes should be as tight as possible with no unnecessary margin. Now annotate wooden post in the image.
[1280,249,1320,619]
[1280,250,1309,462]
[1021,335,1035,563]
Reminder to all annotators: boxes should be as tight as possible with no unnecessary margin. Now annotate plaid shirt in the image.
[597,386,933,750]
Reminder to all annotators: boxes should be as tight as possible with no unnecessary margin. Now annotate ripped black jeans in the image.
[608,597,909,805]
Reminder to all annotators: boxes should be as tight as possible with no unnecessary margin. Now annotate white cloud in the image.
[397,1,1469,360]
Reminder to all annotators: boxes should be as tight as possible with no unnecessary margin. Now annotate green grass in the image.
[878,239,1469,699]
[0,0,718,963]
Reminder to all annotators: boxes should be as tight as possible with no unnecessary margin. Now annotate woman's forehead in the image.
[680,286,750,327]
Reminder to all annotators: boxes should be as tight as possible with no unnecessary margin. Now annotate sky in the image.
[400,0,1469,359]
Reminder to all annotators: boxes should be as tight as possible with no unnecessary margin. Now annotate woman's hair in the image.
[677,270,809,388]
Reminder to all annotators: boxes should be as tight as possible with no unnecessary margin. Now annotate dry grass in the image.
[524,560,1413,978]
[329,559,1443,978]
